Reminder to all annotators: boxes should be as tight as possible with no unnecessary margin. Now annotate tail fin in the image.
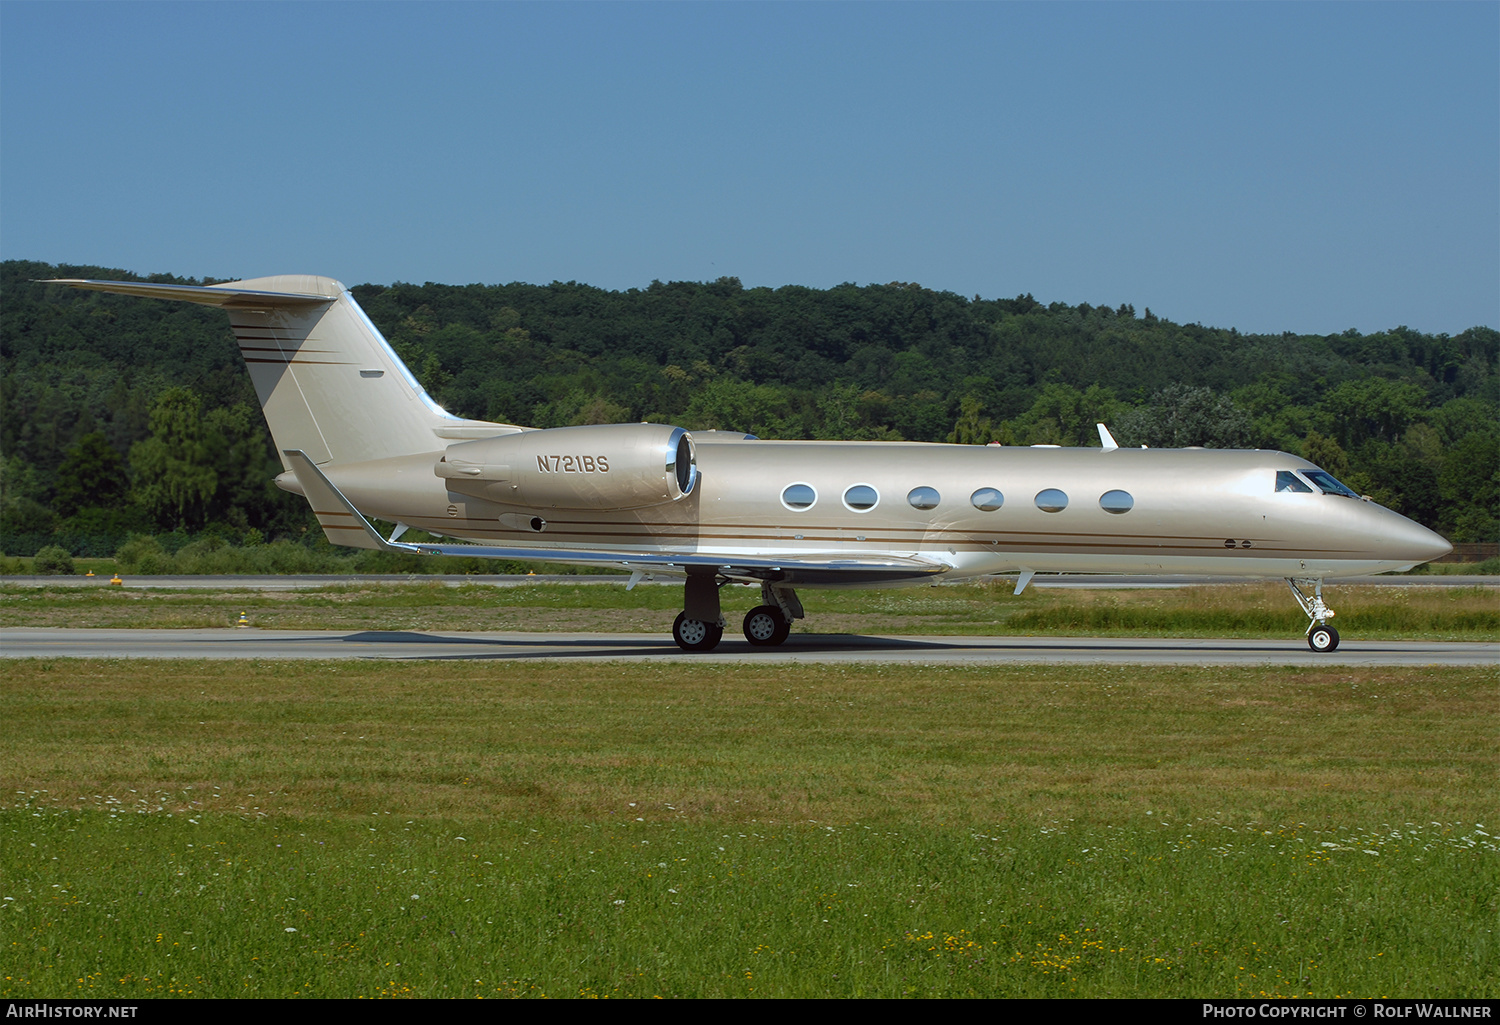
[46,275,516,466]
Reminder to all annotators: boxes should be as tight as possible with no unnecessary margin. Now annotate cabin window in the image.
[1303,470,1361,499]
[781,483,817,510]
[1035,488,1069,512]
[1099,490,1133,514]
[843,484,879,512]
[1276,470,1314,493]
[907,486,941,510]
[970,488,1004,512]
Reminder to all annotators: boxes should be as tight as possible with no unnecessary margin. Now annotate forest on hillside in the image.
[2,259,1495,561]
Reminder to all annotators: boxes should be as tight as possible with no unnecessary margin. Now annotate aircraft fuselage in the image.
[296,439,1448,585]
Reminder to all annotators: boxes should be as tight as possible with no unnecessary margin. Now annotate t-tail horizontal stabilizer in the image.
[41,278,336,309]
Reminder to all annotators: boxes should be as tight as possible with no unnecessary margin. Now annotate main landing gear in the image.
[670,572,803,652]
[1286,578,1339,652]
[742,605,791,646]
[672,610,725,652]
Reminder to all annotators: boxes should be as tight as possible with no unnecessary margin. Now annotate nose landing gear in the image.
[1287,578,1339,652]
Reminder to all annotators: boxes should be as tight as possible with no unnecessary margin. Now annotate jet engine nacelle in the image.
[435,423,698,510]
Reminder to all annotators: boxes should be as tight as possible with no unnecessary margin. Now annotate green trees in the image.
[1438,433,1498,542]
[1317,378,1429,449]
[129,388,219,531]
[55,432,129,511]
[998,384,1124,447]
[1110,386,1251,449]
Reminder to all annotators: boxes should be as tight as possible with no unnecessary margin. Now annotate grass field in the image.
[3,579,1498,639]
[2,659,1495,998]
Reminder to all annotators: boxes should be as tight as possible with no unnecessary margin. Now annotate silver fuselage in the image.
[307,438,1451,585]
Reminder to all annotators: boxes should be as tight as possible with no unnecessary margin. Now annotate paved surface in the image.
[3,627,1494,666]
[3,573,1495,590]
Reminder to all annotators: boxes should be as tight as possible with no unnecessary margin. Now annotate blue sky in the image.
[3,1,1495,335]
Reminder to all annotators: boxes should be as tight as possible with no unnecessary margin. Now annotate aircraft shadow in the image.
[327,630,1303,661]
[334,629,956,660]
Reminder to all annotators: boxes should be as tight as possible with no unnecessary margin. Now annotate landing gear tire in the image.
[742,605,791,646]
[1308,625,1340,653]
[673,611,724,652]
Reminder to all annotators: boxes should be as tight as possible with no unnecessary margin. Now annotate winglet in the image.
[1096,423,1119,451]
[283,449,396,551]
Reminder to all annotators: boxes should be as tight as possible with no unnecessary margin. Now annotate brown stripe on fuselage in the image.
[398,515,1287,548]
[488,516,1285,544]
[386,517,1345,556]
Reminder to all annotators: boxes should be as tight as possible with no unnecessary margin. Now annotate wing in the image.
[284,449,949,586]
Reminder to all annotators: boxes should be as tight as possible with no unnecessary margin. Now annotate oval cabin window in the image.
[1035,488,1069,513]
[1099,490,1134,514]
[781,483,817,511]
[970,488,1004,512]
[843,484,879,512]
[907,486,941,510]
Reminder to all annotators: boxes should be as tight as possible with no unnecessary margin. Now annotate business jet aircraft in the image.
[47,275,1452,652]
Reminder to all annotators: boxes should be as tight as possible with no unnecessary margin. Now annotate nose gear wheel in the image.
[1308,625,1340,652]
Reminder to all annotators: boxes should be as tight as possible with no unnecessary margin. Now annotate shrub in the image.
[114,535,174,574]
[32,545,75,575]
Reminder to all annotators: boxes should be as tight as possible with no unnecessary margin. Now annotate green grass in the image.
[1,659,1495,998]
[1,535,624,577]
[3,579,1498,639]
[4,811,1492,998]
[1404,557,1500,575]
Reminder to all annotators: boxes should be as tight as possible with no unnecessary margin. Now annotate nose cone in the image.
[1377,509,1452,566]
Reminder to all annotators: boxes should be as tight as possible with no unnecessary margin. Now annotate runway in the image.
[3,627,1494,665]
[3,573,1495,590]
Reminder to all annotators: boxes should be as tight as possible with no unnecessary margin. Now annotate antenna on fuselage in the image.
[1096,423,1120,451]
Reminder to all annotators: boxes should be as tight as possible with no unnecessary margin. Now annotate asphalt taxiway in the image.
[2,627,1493,666]
[3,573,1495,590]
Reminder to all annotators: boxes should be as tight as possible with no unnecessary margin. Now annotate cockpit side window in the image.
[1303,469,1360,498]
[1276,470,1313,493]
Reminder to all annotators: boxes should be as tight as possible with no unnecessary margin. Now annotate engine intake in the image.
[436,423,698,510]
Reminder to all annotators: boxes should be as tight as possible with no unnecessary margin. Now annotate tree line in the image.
[2,259,1495,561]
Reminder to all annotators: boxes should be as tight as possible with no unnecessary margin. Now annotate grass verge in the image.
[3,580,1497,639]
[2,659,1495,997]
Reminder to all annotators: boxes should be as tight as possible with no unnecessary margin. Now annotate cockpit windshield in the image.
[1276,470,1313,493]
[1302,469,1361,499]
